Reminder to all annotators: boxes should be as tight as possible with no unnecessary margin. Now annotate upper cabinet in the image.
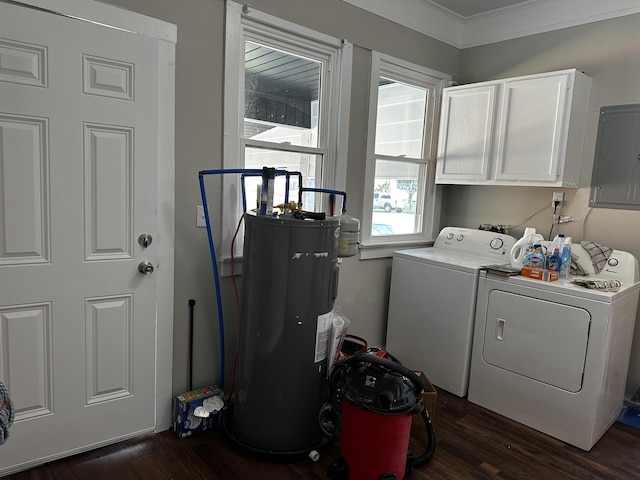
[435,69,591,187]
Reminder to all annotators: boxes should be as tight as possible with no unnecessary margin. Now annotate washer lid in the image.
[394,248,504,273]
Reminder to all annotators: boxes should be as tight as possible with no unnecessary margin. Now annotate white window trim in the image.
[220,1,352,275]
[359,52,450,260]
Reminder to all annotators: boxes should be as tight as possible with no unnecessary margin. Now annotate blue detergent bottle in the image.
[523,244,546,268]
[547,247,561,271]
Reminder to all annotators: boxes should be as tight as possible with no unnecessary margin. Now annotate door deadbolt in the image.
[138,233,153,248]
[138,261,154,275]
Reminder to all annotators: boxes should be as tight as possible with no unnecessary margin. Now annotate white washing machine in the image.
[468,244,640,451]
[385,227,516,397]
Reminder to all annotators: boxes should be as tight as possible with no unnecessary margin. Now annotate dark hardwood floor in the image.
[7,388,640,479]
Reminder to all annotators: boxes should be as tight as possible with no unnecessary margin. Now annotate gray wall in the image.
[100,0,459,395]
[449,14,640,397]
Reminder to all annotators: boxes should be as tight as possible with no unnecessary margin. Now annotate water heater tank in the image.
[230,211,341,454]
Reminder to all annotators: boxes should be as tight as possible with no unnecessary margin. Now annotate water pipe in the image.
[197,168,302,389]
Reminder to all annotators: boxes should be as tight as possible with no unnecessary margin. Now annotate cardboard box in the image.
[173,386,223,438]
[412,372,437,427]
[520,266,559,282]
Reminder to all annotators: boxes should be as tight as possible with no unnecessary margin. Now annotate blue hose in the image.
[197,168,305,389]
[198,174,226,388]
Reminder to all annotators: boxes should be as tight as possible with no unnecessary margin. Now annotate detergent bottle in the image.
[549,233,565,253]
[560,236,572,278]
[523,244,546,268]
[510,227,545,268]
[547,248,561,271]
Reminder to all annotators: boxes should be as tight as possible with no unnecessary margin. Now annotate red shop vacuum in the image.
[328,350,436,480]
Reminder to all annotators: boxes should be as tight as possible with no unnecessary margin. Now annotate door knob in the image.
[138,233,153,248]
[138,261,154,275]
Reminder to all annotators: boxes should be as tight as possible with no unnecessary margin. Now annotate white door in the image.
[0,1,161,473]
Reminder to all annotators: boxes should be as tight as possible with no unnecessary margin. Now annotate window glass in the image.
[372,160,423,236]
[375,79,427,158]
[243,147,319,211]
[244,41,321,148]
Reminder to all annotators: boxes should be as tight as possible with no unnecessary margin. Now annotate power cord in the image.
[548,200,561,239]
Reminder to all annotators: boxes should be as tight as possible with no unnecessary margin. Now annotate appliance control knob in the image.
[608,257,619,267]
[489,238,504,250]
[447,233,454,240]
[456,234,464,241]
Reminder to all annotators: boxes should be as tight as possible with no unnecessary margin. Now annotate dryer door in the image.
[482,290,590,392]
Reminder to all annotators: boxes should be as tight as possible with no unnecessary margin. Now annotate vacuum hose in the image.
[333,353,436,470]
[412,405,436,467]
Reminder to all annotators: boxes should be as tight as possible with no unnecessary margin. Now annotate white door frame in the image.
[9,0,177,433]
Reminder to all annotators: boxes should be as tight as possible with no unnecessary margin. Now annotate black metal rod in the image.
[188,299,196,391]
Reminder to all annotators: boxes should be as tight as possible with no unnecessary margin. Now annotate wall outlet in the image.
[552,192,564,208]
[196,205,206,228]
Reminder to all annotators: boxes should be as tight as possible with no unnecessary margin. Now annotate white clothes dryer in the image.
[468,244,640,450]
[385,227,516,397]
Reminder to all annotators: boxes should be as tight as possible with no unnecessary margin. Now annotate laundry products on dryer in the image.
[510,227,545,268]
[522,244,545,268]
[548,233,572,276]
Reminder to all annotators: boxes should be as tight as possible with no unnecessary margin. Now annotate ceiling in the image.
[429,0,534,18]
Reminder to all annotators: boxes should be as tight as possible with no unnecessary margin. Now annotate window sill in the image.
[216,241,435,271]
[218,255,243,277]
[358,239,433,260]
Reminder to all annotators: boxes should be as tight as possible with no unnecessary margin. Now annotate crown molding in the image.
[343,0,463,46]
[342,0,640,48]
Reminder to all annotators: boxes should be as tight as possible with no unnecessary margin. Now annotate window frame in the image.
[360,52,450,259]
[221,1,352,274]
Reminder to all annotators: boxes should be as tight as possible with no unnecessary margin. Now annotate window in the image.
[360,52,449,258]
[221,1,352,272]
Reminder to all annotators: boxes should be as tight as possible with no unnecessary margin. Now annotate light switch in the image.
[196,205,206,228]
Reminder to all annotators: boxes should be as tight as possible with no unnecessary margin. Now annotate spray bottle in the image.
[560,236,572,278]
[510,227,545,268]
[547,247,561,271]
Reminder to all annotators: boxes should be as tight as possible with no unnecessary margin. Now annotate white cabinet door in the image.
[495,75,568,183]
[436,85,497,182]
[435,69,589,187]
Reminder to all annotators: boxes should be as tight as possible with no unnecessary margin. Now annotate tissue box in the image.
[520,267,559,282]
[412,371,437,428]
[173,386,223,438]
